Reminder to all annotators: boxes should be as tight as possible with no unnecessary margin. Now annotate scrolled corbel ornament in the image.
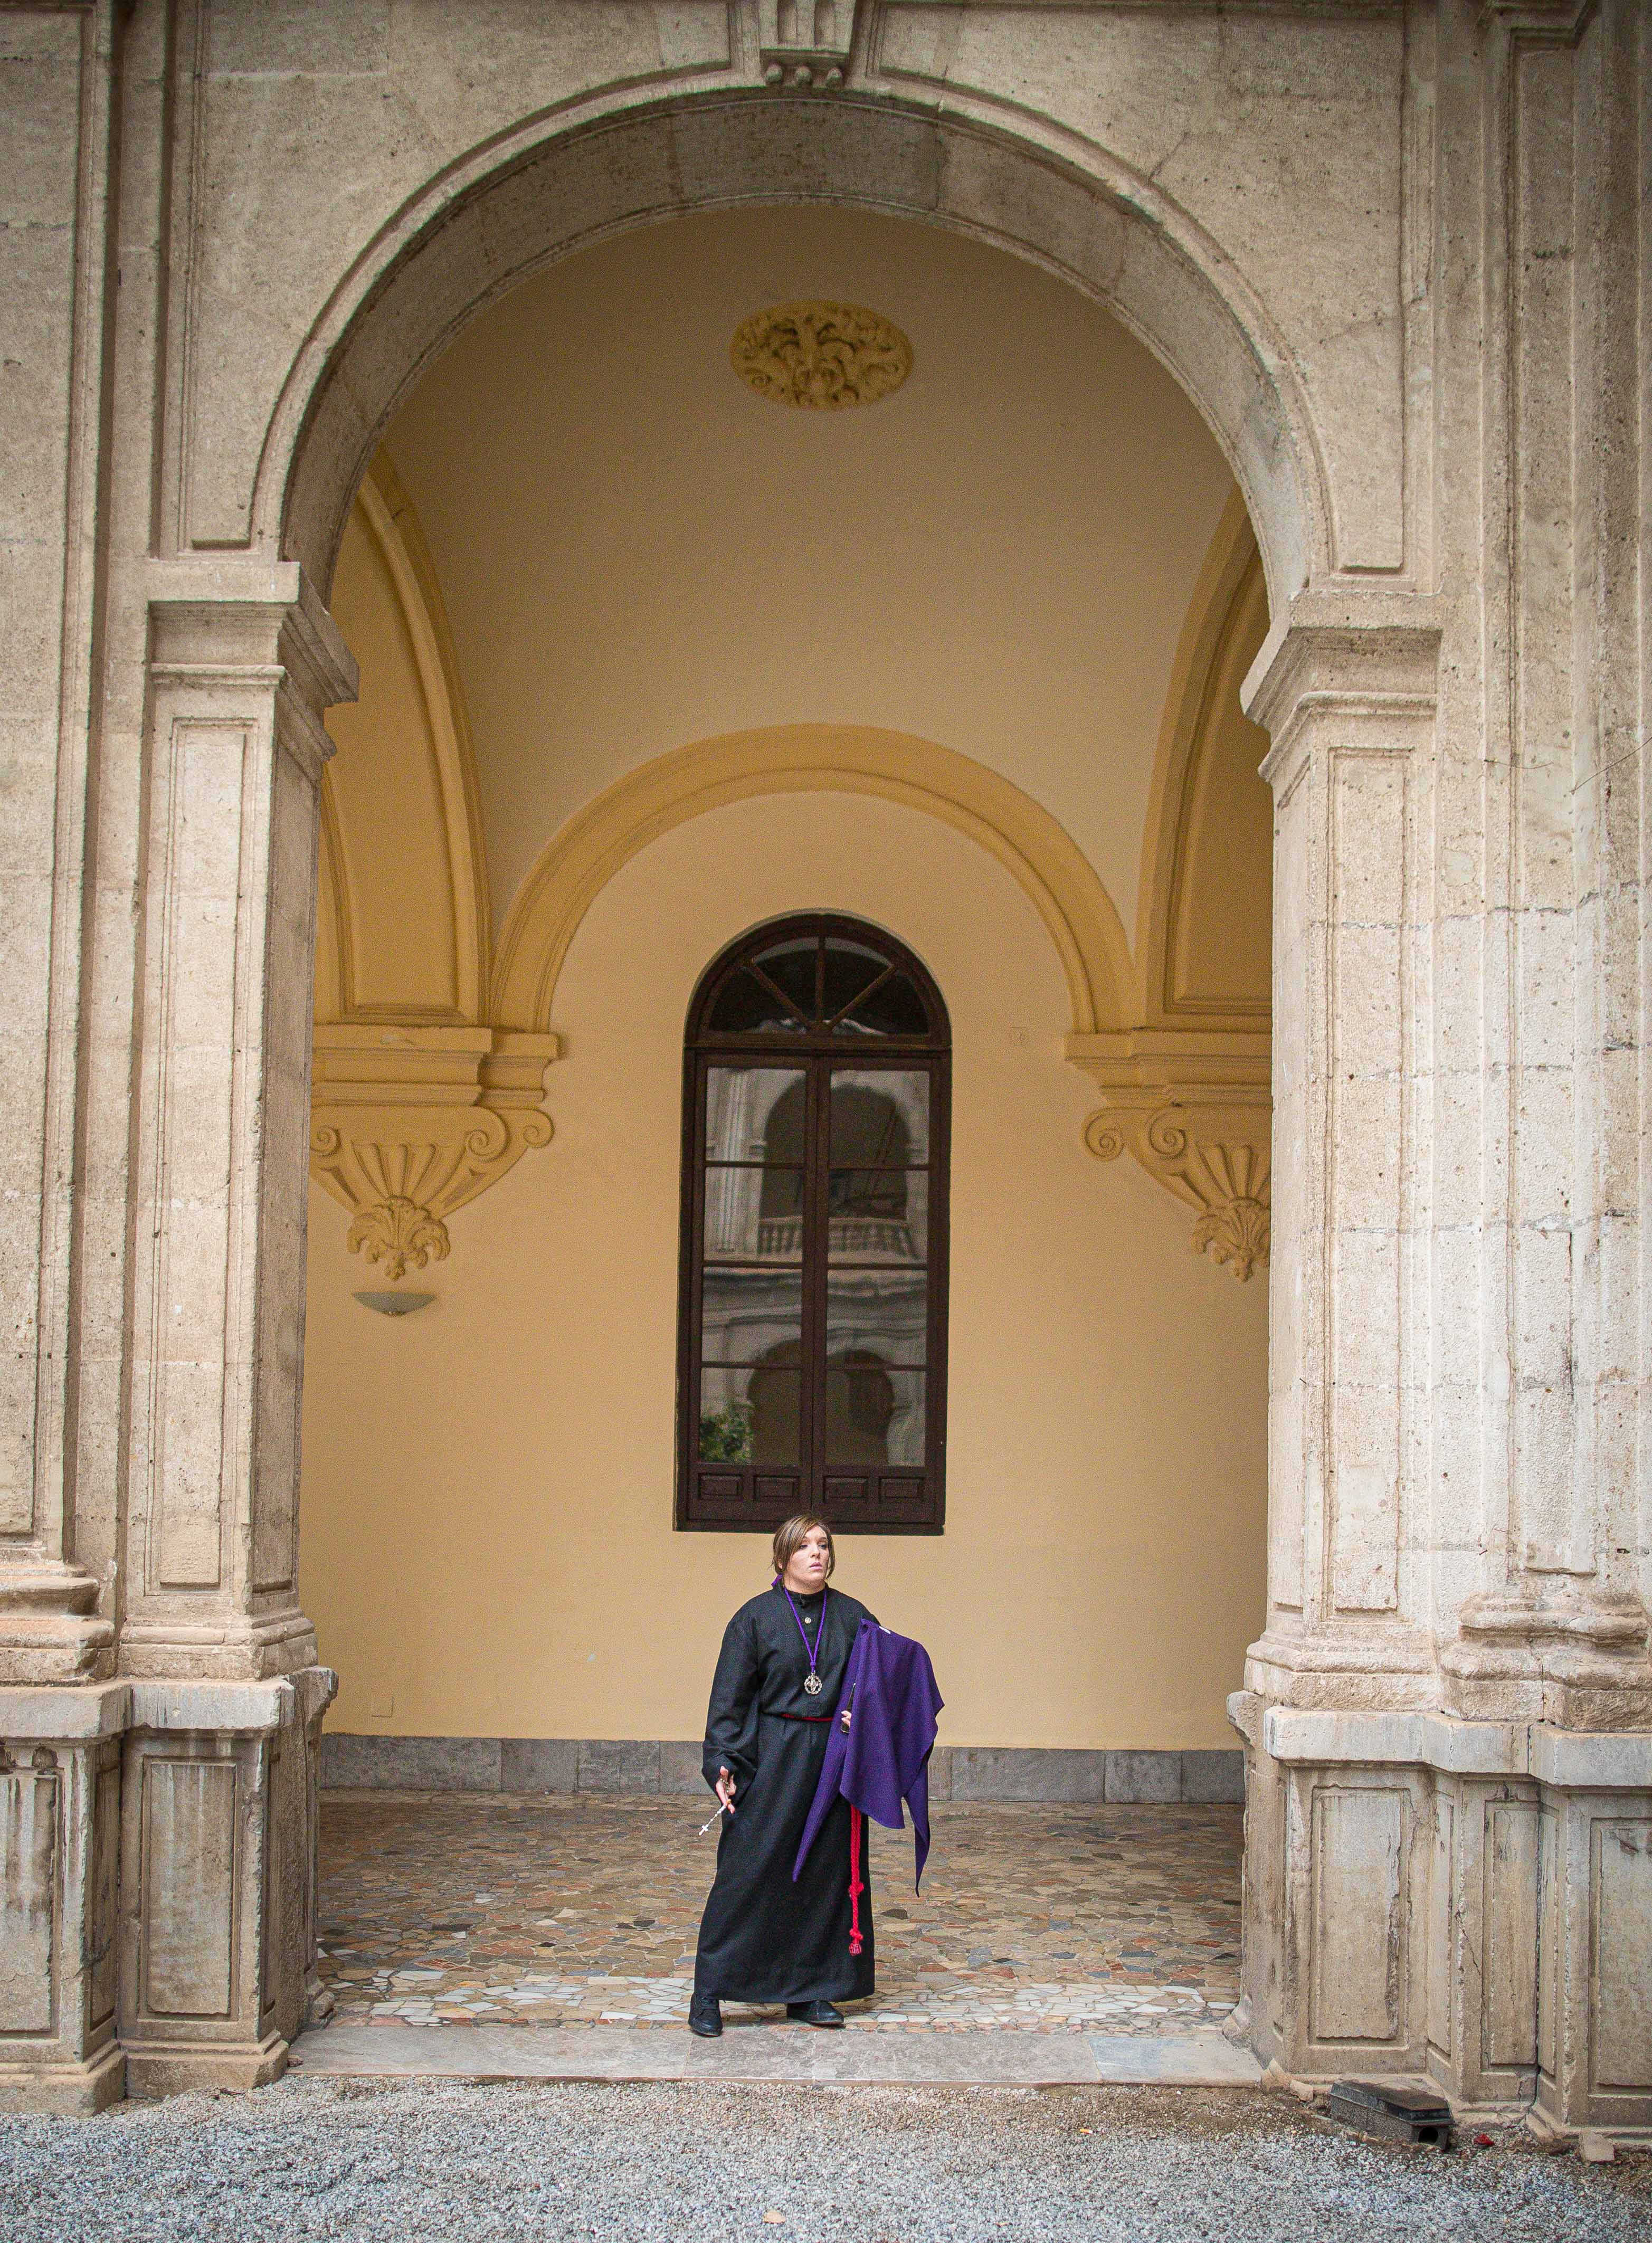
[309,1027,558,1275]
[1072,1035,1271,1282]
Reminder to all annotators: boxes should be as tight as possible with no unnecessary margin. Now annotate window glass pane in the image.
[824,1270,927,1367]
[699,1365,801,1465]
[832,970,929,1039]
[747,937,819,1020]
[706,968,806,1034]
[700,1269,802,1363]
[704,1068,806,1262]
[828,1169,927,1262]
[829,1070,929,1164]
[705,1068,805,1162]
[824,1361,925,1466]
[821,939,890,1023]
[705,1168,803,1263]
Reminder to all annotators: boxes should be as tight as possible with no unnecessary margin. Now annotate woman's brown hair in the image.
[772,1514,836,1581]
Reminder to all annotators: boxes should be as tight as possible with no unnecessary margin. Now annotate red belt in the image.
[769,1708,832,1723]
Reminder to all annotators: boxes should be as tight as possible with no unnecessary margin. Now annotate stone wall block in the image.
[1180,1750,1246,1805]
[321,1733,501,1791]
[500,1738,579,1794]
[578,1740,661,1794]
[951,1748,1106,1803]
[1105,1751,1181,1804]
[0,1689,125,2113]
[657,1742,707,1798]
[115,1674,330,2097]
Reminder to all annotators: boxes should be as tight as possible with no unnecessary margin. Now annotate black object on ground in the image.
[1327,2079,1454,2149]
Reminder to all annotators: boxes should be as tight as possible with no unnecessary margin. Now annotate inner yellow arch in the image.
[489,725,1136,1038]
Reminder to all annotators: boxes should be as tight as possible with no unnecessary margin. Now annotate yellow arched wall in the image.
[1136,489,1273,1026]
[301,790,1268,1750]
[317,454,490,1025]
[491,724,1135,1038]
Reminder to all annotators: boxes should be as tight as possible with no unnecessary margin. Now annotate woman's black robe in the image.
[693,1584,877,2006]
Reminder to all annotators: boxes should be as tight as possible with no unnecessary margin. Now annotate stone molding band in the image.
[319,1733,1246,1806]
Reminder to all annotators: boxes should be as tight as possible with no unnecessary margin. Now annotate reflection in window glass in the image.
[699,1269,802,1363]
[705,1069,805,1162]
[821,940,888,1023]
[825,1360,925,1466]
[824,1269,927,1367]
[699,1364,801,1465]
[833,971,929,1038]
[705,1168,802,1263]
[749,938,819,1017]
[828,1168,927,1261]
[706,969,806,1034]
[830,1070,928,1164]
[681,917,947,1530]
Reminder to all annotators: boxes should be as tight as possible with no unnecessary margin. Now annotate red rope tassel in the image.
[848,1805,865,1955]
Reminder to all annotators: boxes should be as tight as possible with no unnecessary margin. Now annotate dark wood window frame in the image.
[676,913,951,1535]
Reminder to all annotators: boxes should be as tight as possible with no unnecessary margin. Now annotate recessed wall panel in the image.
[141,1759,236,2019]
[1310,1785,1404,2044]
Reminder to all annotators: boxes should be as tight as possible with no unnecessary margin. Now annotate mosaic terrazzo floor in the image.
[317,1796,1241,2035]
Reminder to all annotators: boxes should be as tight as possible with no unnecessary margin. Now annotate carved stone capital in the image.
[309,1027,558,1276]
[1069,1032,1271,1280]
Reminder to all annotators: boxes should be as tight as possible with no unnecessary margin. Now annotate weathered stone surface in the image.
[952,1749,1107,1804]
[1180,1752,1246,1806]
[321,1734,500,1792]
[577,1741,661,1795]
[500,1738,578,1794]
[1106,1752,1182,1805]
[658,1742,707,1797]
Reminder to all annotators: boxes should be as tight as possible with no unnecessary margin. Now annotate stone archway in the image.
[12,3,1647,2137]
[104,88,1321,2109]
[270,96,1325,609]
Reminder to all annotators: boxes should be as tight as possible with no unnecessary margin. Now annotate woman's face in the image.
[783,1525,832,1592]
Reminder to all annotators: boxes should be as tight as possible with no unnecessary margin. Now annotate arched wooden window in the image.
[678,914,951,1533]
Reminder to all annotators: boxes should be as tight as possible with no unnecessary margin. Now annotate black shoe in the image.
[786,2000,844,2028]
[689,1995,723,2038]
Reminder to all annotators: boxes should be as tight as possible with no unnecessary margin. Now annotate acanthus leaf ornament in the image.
[345,1194,451,1281]
[732,303,912,411]
[1072,1033,1271,1282]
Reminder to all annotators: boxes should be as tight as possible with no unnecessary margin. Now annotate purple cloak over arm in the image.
[793,1620,944,1892]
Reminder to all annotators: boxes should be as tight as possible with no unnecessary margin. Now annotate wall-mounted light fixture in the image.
[353,1292,436,1316]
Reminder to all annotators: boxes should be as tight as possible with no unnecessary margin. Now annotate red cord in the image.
[848,1805,864,1954]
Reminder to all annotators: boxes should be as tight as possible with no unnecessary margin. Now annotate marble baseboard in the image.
[319,1735,1244,1805]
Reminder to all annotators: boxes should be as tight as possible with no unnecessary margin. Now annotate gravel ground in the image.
[2,2079,1648,2243]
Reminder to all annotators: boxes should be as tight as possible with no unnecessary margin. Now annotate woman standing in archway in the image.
[689,1516,877,2036]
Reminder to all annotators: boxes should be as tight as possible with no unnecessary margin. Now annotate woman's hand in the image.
[840,1708,852,1733]
[715,1766,738,1815]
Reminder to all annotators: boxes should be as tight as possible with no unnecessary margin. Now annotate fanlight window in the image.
[677,915,950,1533]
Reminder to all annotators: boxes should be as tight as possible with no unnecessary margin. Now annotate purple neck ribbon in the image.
[775,1577,828,1687]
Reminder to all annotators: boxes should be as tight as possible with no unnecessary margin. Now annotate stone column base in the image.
[1230,1693,1652,2137]
[124,2030,289,2101]
[0,2041,126,2116]
[0,1668,335,2112]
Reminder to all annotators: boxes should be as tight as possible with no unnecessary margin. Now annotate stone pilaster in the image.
[0,2,119,1688]
[118,571,355,1680]
[1242,596,1445,1717]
